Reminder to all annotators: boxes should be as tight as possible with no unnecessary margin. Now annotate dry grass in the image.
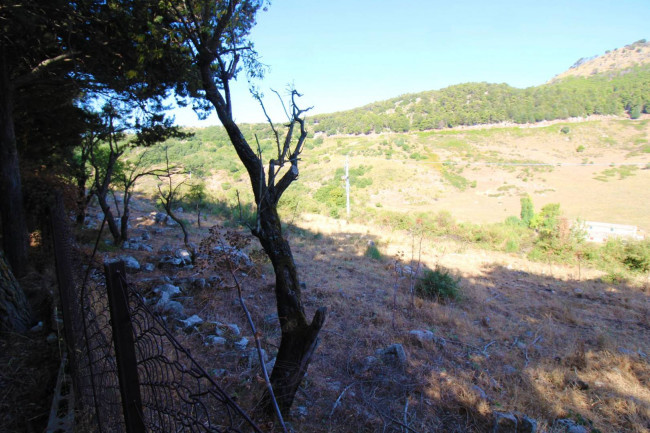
[6,105,649,433]
[114,202,649,432]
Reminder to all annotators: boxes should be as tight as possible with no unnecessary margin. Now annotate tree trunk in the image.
[255,201,326,415]
[0,51,29,277]
[0,251,32,332]
[120,192,131,243]
[75,173,89,225]
[199,60,325,416]
[96,191,121,243]
[165,206,190,251]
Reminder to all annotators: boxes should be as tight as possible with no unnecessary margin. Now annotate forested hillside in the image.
[307,41,650,135]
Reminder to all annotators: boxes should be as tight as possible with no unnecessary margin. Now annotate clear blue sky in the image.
[173,0,650,126]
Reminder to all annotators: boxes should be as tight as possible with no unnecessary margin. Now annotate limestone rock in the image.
[376,343,407,368]
[179,314,203,329]
[235,337,249,350]
[106,255,140,273]
[158,255,184,270]
[154,293,183,317]
[153,283,181,298]
[205,336,227,346]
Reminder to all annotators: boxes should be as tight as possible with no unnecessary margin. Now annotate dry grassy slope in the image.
[298,117,650,231]
[111,194,649,433]
[552,40,650,82]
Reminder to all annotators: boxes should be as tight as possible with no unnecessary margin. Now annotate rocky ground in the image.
[72,193,650,433]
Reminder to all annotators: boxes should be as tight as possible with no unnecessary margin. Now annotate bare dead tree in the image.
[166,1,327,414]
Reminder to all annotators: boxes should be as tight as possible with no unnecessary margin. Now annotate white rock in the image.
[235,337,249,350]
[205,336,227,346]
[179,314,203,328]
[226,323,241,336]
[153,283,181,297]
[408,329,436,342]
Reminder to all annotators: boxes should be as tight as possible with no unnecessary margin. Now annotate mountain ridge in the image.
[305,40,650,135]
[551,39,650,82]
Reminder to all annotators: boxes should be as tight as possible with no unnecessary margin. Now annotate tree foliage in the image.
[309,66,650,135]
[520,195,535,227]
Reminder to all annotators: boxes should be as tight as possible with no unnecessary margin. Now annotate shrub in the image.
[601,271,627,285]
[622,241,650,272]
[442,169,470,190]
[415,267,461,302]
[505,215,523,227]
[520,195,535,227]
[505,238,520,253]
[365,244,382,260]
[560,126,571,134]
[576,145,585,152]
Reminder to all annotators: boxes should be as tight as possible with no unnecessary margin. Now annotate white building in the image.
[583,221,644,243]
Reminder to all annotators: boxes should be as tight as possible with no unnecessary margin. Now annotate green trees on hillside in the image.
[309,66,650,135]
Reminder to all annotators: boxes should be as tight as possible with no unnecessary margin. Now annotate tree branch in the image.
[14,52,76,88]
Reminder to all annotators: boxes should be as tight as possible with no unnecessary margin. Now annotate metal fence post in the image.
[104,261,145,433]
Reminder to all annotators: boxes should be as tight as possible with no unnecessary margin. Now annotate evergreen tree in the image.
[520,195,535,227]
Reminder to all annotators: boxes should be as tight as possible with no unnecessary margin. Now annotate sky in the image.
[173,0,650,127]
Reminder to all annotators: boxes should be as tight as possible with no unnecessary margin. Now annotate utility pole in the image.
[345,156,350,218]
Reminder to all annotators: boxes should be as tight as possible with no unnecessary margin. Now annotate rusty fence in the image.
[49,194,262,433]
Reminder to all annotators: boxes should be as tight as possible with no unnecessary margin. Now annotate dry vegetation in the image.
[5,116,647,432]
[294,117,650,230]
[97,194,649,433]
[553,40,650,82]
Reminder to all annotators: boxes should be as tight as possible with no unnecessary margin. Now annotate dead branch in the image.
[223,238,288,433]
[329,383,356,418]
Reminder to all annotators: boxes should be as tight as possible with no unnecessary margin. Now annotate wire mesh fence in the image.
[50,194,262,433]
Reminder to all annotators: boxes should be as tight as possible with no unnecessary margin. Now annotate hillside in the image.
[57,40,650,433]
[138,117,650,233]
[306,40,650,135]
[553,39,650,81]
[86,171,650,433]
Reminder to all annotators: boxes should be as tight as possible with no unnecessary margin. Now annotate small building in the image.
[583,221,644,243]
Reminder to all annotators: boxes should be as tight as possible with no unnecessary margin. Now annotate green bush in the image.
[505,238,520,253]
[441,168,470,190]
[602,271,628,285]
[520,195,535,227]
[560,126,571,134]
[365,244,382,260]
[314,183,345,210]
[415,267,461,302]
[505,215,523,227]
[622,240,650,272]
